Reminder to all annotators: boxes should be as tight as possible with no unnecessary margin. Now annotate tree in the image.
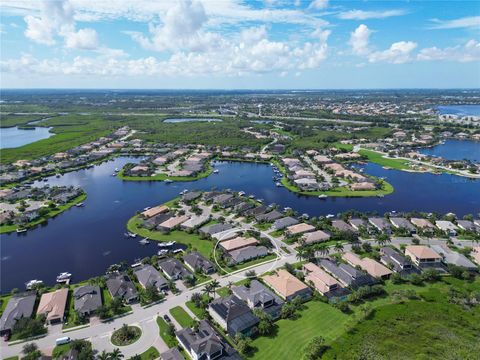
[109,348,124,360]
[97,350,110,360]
[334,242,344,253]
[422,268,440,282]
[316,243,330,257]
[202,283,214,299]
[210,280,220,298]
[254,309,275,336]
[409,273,424,286]
[23,343,38,355]
[235,334,252,355]
[191,292,202,308]
[302,336,326,360]
[375,233,390,247]
[245,270,257,278]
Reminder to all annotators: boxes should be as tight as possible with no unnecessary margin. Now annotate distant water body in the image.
[0,126,52,149]
[163,118,223,123]
[420,139,480,162]
[437,105,480,116]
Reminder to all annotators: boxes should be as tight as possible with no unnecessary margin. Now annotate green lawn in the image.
[0,294,12,317]
[358,149,412,170]
[185,301,205,319]
[136,346,160,360]
[222,254,278,274]
[169,306,195,328]
[52,343,71,358]
[118,163,213,182]
[127,215,214,259]
[156,316,178,348]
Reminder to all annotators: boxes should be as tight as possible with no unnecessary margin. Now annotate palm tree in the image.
[97,350,109,360]
[334,242,344,253]
[296,248,306,262]
[210,280,220,298]
[109,348,124,360]
[202,283,214,299]
[316,243,330,257]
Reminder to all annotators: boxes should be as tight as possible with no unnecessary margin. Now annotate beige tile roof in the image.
[263,269,308,298]
[37,288,68,322]
[159,215,189,229]
[287,223,315,235]
[141,205,169,218]
[220,236,258,252]
[302,230,330,245]
[303,263,339,294]
[471,246,480,265]
[410,218,435,228]
[405,245,441,260]
[343,252,392,278]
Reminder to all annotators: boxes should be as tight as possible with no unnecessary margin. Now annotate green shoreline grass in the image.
[0,193,87,234]
[358,149,412,170]
[117,163,213,182]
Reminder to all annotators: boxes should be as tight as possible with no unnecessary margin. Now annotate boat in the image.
[238,191,245,196]
[56,174,61,178]
[114,168,119,172]
[124,232,137,238]
[377,194,385,198]
[56,272,72,283]
[158,241,176,247]
[248,195,255,199]
[326,214,335,219]
[111,173,116,176]
[172,249,184,254]
[318,194,328,199]
[257,199,263,203]
[158,249,169,256]
[26,279,43,290]
[164,179,173,183]
[143,206,151,211]
[139,238,150,245]
[16,228,27,233]
[131,262,142,268]
[213,169,219,174]
[43,178,48,182]
[275,182,283,187]
[75,202,84,207]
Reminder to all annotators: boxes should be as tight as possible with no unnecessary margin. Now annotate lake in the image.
[419,139,480,162]
[163,118,223,123]
[0,126,52,149]
[437,105,480,116]
[1,157,479,292]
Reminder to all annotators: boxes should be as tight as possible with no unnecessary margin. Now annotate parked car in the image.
[163,314,171,323]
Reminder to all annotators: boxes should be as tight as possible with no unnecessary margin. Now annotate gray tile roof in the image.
[183,252,215,273]
[73,285,102,315]
[158,258,191,279]
[209,295,259,336]
[0,293,36,333]
[134,264,168,291]
[272,216,299,230]
[227,246,268,264]
[106,274,138,302]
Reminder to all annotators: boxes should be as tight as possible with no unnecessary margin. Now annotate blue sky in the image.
[0,0,479,89]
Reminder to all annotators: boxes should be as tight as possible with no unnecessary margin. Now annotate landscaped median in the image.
[117,164,213,182]
[111,324,142,346]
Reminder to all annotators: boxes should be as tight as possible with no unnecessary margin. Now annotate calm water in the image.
[164,118,223,123]
[437,105,480,116]
[0,126,52,149]
[1,157,479,292]
[420,139,480,162]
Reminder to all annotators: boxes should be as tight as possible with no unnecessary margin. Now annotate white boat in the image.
[318,194,328,199]
[158,241,176,247]
[16,228,27,233]
[164,179,173,183]
[213,169,219,174]
[257,199,263,203]
[172,249,184,254]
[143,206,151,211]
[76,202,84,207]
[275,182,282,187]
[139,238,150,245]
[158,249,169,256]
[326,214,335,219]
[131,262,143,268]
[111,173,116,176]
[238,191,245,196]
[56,272,72,282]
[249,195,255,199]
[114,168,119,172]
[26,279,43,289]
[124,232,137,238]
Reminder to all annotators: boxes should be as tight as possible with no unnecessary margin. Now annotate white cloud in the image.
[349,24,372,56]
[418,39,480,62]
[368,41,417,64]
[23,0,99,50]
[308,0,328,10]
[429,16,480,29]
[338,9,407,20]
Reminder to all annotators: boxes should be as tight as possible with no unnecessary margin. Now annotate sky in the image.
[0,0,479,89]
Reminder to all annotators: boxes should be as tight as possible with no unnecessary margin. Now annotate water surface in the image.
[419,139,480,162]
[163,118,223,123]
[437,105,480,116]
[0,126,52,149]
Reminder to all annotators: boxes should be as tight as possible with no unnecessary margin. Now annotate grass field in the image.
[170,306,195,328]
[156,316,178,348]
[127,215,214,258]
[0,114,50,128]
[117,164,213,182]
[185,300,206,319]
[137,346,160,360]
[358,149,412,170]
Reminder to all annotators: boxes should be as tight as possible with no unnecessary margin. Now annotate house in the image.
[73,285,102,317]
[176,320,240,360]
[159,215,189,230]
[301,230,331,245]
[263,269,312,301]
[141,205,169,219]
[199,223,233,236]
[219,236,258,252]
[456,220,476,232]
[160,348,185,360]
[350,182,376,191]
[212,194,234,206]
[226,246,268,265]
[286,223,315,236]
[303,263,343,297]
[389,217,416,234]
[410,218,435,230]
[144,213,173,230]
[182,191,202,203]
[272,217,299,231]
[368,217,392,233]
[106,274,139,304]
[404,245,442,267]
[208,295,259,337]
[319,259,376,289]
[244,205,269,217]
[380,247,414,273]
[435,220,459,236]
[294,178,319,191]
[181,214,210,230]
[158,258,191,280]
[331,220,355,233]
[472,247,480,266]
[342,252,392,279]
[231,280,284,319]
[134,264,169,292]
[0,293,36,335]
[430,245,477,270]
[348,218,368,231]
[183,252,215,274]
[255,210,283,222]
[37,288,69,325]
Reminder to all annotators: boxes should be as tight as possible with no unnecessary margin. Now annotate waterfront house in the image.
[0,293,36,336]
[208,295,259,337]
[181,214,210,230]
[226,245,269,265]
[263,269,312,301]
[199,223,233,236]
[158,215,189,230]
[244,205,269,217]
[435,220,459,236]
[220,236,259,252]
[255,210,283,223]
[73,285,102,317]
[319,259,376,289]
[456,220,476,232]
[286,223,315,236]
[368,217,392,233]
[183,252,215,274]
[303,262,343,296]
[182,191,202,203]
[331,219,356,233]
[212,193,234,206]
[141,205,169,219]
[231,280,284,319]
[404,246,442,267]
[106,274,139,304]
[410,218,435,232]
[389,217,416,234]
[272,216,299,231]
[176,320,240,360]
[342,252,392,279]
[294,178,319,191]
[380,247,414,274]
[430,245,477,270]
[134,264,169,292]
[158,258,191,280]
[472,247,480,266]
[350,182,376,191]
[37,288,69,325]
[160,348,185,360]
[348,218,368,232]
[301,230,331,245]
[143,212,173,230]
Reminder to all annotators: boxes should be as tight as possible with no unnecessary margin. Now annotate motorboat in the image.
[75,202,85,207]
[125,232,137,238]
[275,182,282,187]
[164,179,173,183]
[16,228,27,233]
[158,249,169,256]
[131,262,143,268]
[114,168,119,172]
[318,194,328,199]
[238,191,245,196]
[213,169,219,174]
[143,206,151,211]
[56,174,61,178]
[56,272,72,283]
[139,238,150,245]
[26,279,43,290]
[158,241,176,247]
[326,214,335,219]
